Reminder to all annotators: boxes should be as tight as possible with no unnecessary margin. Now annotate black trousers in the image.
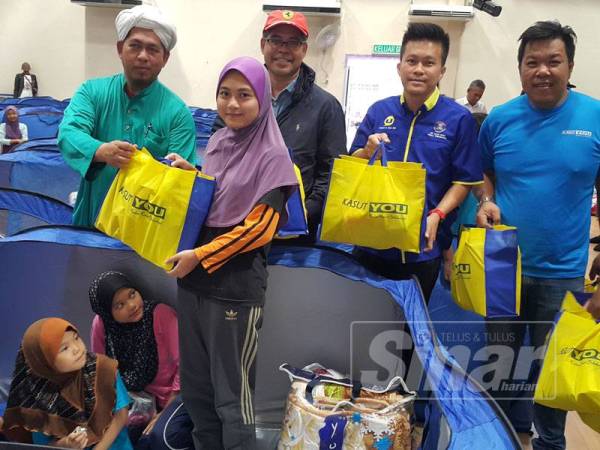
[177,286,263,450]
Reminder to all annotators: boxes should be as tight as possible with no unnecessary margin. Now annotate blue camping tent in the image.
[11,138,60,153]
[0,140,79,204]
[0,106,64,141]
[0,97,520,447]
[0,96,69,111]
[189,107,217,164]
[0,188,73,236]
[0,216,519,449]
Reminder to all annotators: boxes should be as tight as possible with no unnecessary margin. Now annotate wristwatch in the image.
[477,196,494,210]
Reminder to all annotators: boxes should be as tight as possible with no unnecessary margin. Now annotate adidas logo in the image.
[225,309,238,321]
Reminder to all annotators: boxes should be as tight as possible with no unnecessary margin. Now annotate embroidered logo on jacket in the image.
[379,115,396,131]
[427,121,448,140]
[433,121,447,133]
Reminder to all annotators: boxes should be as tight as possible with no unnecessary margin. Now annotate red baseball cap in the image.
[263,10,309,38]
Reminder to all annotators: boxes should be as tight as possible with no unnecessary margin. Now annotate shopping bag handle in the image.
[158,156,203,171]
[368,142,389,167]
[132,149,174,170]
[304,376,362,405]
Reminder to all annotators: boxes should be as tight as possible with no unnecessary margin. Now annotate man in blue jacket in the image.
[351,22,482,301]
[260,10,346,238]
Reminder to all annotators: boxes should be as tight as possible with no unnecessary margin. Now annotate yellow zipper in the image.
[403,111,421,162]
[401,110,421,264]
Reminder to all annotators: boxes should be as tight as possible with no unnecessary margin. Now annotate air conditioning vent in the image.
[262,1,341,17]
[71,0,142,8]
[409,4,474,20]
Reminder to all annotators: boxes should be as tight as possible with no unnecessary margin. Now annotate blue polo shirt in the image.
[480,91,600,278]
[350,89,482,262]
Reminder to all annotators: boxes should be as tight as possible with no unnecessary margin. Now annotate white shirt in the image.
[0,122,29,152]
[20,74,34,98]
[456,96,487,114]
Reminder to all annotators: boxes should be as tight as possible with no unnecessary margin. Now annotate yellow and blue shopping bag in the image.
[534,291,600,432]
[319,144,426,252]
[584,278,598,293]
[451,225,521,318]
[95,148,215,270]
[276,164,308,238]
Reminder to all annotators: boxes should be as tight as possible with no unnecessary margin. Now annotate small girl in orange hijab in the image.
[2,318,132,449]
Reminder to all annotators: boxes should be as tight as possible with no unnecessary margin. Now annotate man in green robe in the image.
[58,5,196,228]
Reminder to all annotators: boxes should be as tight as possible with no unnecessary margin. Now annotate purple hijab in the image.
[3,106,22,139]
[203,56,298,228]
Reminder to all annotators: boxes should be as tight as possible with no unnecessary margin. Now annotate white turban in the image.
[115,5,177,52]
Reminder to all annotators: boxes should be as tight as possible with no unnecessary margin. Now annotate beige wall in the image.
[455,0,600,109]
[0,0,599,111]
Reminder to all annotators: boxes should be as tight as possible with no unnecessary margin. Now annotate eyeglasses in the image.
[265,37,306,50]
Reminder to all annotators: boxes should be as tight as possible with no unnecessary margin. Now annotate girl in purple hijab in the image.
[0,106,28,153]
[164,56,297,449]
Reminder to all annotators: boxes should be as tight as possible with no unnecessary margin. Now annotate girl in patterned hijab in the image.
[2,318,131,449]
[89,272,159,393]
[89,271,181,436]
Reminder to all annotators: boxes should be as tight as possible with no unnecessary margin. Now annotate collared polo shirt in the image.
[272,77,298,117]
[350,88,483,262]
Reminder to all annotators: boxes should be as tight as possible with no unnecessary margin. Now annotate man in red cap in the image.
[260,9,346,239]
[211,10,345,240]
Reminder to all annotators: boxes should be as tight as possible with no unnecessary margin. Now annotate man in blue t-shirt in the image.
[350,22,482,301]
[476,21,600,450]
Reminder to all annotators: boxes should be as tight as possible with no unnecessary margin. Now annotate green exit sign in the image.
[372,44,401,55]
